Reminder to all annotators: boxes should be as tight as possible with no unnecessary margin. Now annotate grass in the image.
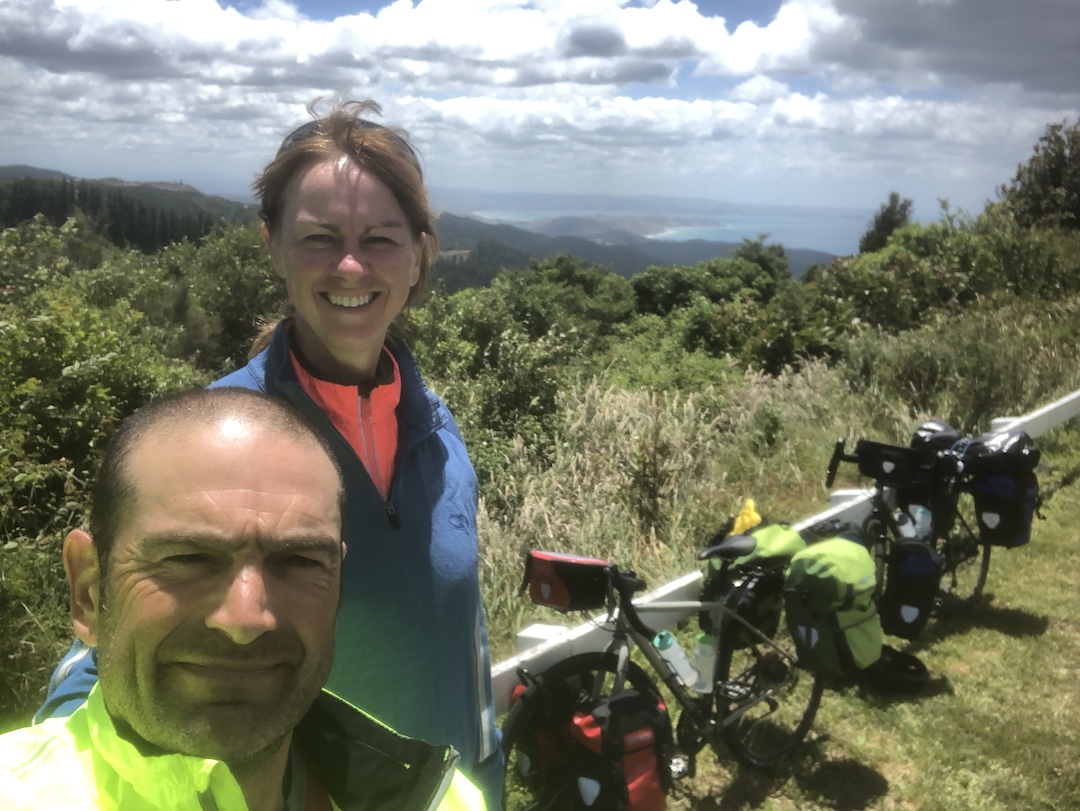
[625,423,1080,810]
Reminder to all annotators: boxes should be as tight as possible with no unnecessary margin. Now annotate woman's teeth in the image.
[327,292,374,308]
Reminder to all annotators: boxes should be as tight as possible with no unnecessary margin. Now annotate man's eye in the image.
[284,555,326,569]
[163,554,214,566]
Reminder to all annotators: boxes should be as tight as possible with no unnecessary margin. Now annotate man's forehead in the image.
[131,416,331,467]
[124,419,341,512]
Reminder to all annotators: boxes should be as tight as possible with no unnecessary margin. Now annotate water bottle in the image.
[895,509,916,539]
[911,505,932,540]
[654,630,699,687]
[692,633,717,693]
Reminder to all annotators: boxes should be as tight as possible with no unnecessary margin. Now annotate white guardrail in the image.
[490,388,1080,714]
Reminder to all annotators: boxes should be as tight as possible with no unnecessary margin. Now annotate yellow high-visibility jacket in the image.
[1,684,485,810]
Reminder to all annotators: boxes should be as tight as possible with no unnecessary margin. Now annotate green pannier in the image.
[700,524,807,643]
[731,524,807,567]
[783,536,883,675]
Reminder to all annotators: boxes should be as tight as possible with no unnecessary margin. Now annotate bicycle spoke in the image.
[715,608,824,767]
[937,501,991,610]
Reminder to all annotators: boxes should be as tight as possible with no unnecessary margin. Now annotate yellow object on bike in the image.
[731,498,763,535]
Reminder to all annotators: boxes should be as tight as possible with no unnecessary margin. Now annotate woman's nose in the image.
[336,251,366,274]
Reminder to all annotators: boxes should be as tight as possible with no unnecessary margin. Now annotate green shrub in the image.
[0,287,205,723]
[838,297,1080,433]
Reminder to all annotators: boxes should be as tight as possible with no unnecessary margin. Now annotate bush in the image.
[838,297,1080,433]
[0,287,205,723]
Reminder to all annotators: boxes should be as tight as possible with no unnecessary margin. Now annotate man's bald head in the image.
[89,387,343,573]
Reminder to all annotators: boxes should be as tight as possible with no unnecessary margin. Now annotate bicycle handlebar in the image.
[825,437,855,488]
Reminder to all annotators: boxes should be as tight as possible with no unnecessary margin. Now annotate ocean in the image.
[467,206,869,257]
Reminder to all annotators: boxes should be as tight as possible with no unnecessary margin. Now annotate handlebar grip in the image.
[612,571,657,640]
[825,437,846,488]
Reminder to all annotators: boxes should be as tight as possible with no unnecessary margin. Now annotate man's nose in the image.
[205,565,277,645]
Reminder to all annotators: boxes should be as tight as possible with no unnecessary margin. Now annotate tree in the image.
[859,192,913,254]
[998,119,1080,231]
[732,234,789,295]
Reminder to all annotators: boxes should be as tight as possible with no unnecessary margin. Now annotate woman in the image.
[39,100,503,806]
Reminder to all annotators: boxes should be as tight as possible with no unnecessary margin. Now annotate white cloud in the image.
[0,0,1076,243]
[730,75,789,102]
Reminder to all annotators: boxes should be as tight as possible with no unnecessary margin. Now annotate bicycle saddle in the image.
[697,533,758,561]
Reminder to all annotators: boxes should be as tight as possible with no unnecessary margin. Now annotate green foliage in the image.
[742,281,850,374]
[158,223,286,373]
[731,233,790,288]
[605,312,742,392]
[0,215,210,723]
[0,288,205,542]
[807,216,997,337]
[998,118,1080,230]
[408,283,582,511]
[859,191,914,254]
[0,214,112,303]
[672,294,757,358]
[432,239,532,292]
[972,202,1080,298]
[838,297,1080,433]
[632,235,787,317]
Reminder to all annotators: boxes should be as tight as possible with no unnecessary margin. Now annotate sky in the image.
[1,0,1078,231]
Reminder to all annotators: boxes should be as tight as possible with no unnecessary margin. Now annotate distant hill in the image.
[0,165,257,253]
[433,211,834,289]
[1,165,835,283]
[0,165,256,225]
[0,165,73,182]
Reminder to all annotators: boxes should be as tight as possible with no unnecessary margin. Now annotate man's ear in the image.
[63,529,102,647]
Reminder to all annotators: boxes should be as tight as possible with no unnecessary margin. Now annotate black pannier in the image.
[910,418,964,453]
[969,471,1039,548]
[878,537,943,640]
[961,429,1040,476]
[960,429,1040,548]
[856,439,947,528]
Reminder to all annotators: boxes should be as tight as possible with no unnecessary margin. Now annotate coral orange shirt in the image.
[289,345,401,499]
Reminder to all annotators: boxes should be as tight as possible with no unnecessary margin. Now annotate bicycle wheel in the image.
[714,590,825,768]
[501,652,662,811]
[936,501,991,608]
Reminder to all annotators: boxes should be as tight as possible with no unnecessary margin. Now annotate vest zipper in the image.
[358,394,399,529]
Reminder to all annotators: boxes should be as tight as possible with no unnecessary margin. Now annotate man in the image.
[0,388,484,810]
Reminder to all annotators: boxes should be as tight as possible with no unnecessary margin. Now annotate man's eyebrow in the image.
[139,533,225,552]
[274,536,343,556]
[139,532,341,555]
